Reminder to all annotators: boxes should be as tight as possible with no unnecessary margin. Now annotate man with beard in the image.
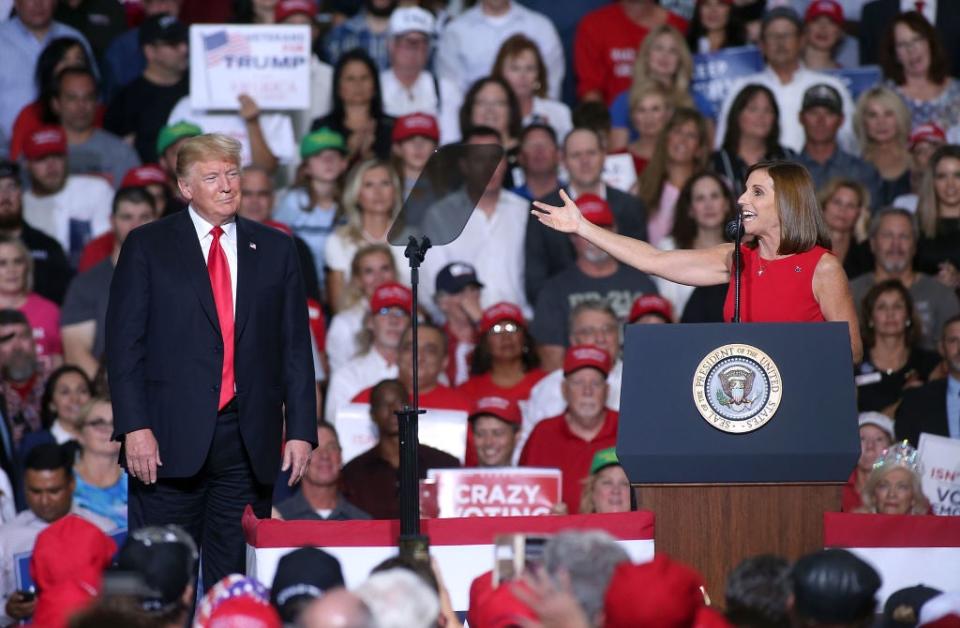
[0,310,49,451]
[850,208,959,350]
[520,345,618,514]
[340,379,458,519]
[325,0,397,71]
[20,127,113,267]
[530,194,656,371]
[0,161,72,304]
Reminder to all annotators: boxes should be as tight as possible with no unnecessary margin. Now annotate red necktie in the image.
[208,226,235,409]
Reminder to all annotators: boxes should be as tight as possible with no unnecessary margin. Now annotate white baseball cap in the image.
[857,412,895,441]
[389,7,435,37]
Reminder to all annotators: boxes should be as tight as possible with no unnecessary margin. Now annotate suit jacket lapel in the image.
[173,211,219,331]
[235,218,257,340]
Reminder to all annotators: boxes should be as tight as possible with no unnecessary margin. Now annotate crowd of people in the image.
[0,0,958,625]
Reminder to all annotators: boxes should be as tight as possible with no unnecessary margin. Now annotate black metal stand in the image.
[726,214,744,323]
[398,235,431,560]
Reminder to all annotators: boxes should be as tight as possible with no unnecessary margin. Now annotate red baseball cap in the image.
[206,595,282,628]
[121,164,167,188]
[909,122,947,149]
[274,0,316,22]
[805,0,844,25]
[629,294,673,323]
[478,302,525,335]
[473,582,537,628]
[370,282,412,314]
[24,125,67,160]
[392,113,440,144]
[604,556,706,628]
[576,193,614,227]
[563,344,612,377]
[469,395,521,426]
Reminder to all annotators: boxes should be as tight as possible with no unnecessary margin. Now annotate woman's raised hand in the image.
[532,189,584,234]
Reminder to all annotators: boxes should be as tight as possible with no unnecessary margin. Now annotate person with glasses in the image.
[531,195,656,372]
[324,282,410,422]
[272,423,370,521]
[73,397,127,529]
[519,345,618,514]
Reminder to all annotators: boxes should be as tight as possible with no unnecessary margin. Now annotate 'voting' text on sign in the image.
[421,468,561,518]
[189,24,311,110]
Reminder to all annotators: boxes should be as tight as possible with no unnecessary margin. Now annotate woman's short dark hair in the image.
[459,76,523,141]
[685,0,746,53]
[722,84,782,157]
[859,279,922,349]
[470,327,540,376]
[40,365,95,430]
[744,160,831,254]
[491,34,549,99]
[330,49,385,124]
[879,11,949,85]
[670,171,736,250]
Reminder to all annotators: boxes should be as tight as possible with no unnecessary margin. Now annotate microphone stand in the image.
[727,212,744,323]
[397,235,430,563]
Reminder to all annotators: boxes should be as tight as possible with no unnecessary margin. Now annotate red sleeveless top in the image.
[722,245,829,323]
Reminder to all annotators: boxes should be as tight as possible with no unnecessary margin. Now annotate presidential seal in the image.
[692,344,782,434]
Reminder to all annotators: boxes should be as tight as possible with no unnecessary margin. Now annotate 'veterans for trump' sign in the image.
[189,24,311,110]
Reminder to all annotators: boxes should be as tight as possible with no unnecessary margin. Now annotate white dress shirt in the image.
[436,2,565,100]
[713,65,857,154]
[419,188,532,319]
[324,348,398,423]
[188,205,238,313]
[326,304,366,372]
[380,70,464,145]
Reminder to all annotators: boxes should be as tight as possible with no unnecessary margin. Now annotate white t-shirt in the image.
[379,70,463,145]
[326,303,366,372]
[167,97,297,166]
[324,348,398,423]
[526,97,572,145]
[322,228,411,285]
[23,174,113,259]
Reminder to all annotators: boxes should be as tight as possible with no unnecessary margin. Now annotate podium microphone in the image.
[727,209,744,323]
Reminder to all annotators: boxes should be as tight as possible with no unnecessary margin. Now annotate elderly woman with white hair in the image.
[842,412,894,512]
[856,441,930,515]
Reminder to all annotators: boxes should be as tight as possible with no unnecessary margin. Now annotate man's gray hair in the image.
[356,568,439,628]
[868,206,918,241]
[543,530,630,626]
[569,300,618,331]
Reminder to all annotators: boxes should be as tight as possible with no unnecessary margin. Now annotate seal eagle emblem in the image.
[692,344,783,433]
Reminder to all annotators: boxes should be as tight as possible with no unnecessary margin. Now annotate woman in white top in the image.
[654,171,734,317]
[491,34,572,144]
[324,159,408,311]
[326,244,399,372]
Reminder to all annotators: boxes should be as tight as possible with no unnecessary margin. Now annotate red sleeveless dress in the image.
[722,245,829,323]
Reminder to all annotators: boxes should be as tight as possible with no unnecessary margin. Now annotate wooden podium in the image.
[617,323,858,606]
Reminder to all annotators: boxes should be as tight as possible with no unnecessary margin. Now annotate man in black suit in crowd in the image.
[895,314,960,446]
[524,127,647,306]
[106,133,316,589]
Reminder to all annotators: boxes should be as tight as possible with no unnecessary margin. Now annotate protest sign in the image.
[691,45,764,119]
[918,432,960,516]
[421,467,561,518]
[189,24,311,110]
[823,66,883,102]
[335,403,468,463]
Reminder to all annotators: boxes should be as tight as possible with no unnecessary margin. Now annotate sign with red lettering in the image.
[918,433,960,516]
[421,468,561,518]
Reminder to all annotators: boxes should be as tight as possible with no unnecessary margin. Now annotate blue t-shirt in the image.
[74,472,128,529]
[274,188,339,287]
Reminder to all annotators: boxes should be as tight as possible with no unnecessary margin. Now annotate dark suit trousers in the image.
[128,406,272,592]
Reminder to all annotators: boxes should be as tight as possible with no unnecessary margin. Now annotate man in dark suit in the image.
[524,127,647,306]
[859,1,960,77]
[895,314,960,446]
[106,133,316,589]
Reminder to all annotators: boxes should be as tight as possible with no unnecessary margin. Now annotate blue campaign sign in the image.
[14,528,128,593]
[691,45,764,119]
[822,66,883,101]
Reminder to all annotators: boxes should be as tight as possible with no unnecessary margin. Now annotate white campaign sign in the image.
[335,402,468,463]
[918,432,960,516]
[189,24,311,110]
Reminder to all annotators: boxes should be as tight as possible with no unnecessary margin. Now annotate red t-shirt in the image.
[519,409,619,514]
[841,468,862,512]
[722,245,829,323]
[458,370,547,466]
[575,4,688,104]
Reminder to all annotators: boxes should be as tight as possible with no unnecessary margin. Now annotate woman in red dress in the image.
[532,160,862,362]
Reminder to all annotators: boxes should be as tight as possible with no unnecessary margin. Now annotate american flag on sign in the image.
[203,30,250,66]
